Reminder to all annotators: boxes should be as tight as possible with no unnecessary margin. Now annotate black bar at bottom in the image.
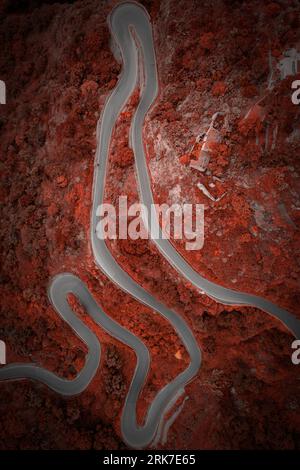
[0,450,299,468]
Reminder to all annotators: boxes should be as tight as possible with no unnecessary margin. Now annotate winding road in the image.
[0,1,299,449]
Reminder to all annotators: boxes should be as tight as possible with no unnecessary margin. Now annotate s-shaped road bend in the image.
[0,1,299,449]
